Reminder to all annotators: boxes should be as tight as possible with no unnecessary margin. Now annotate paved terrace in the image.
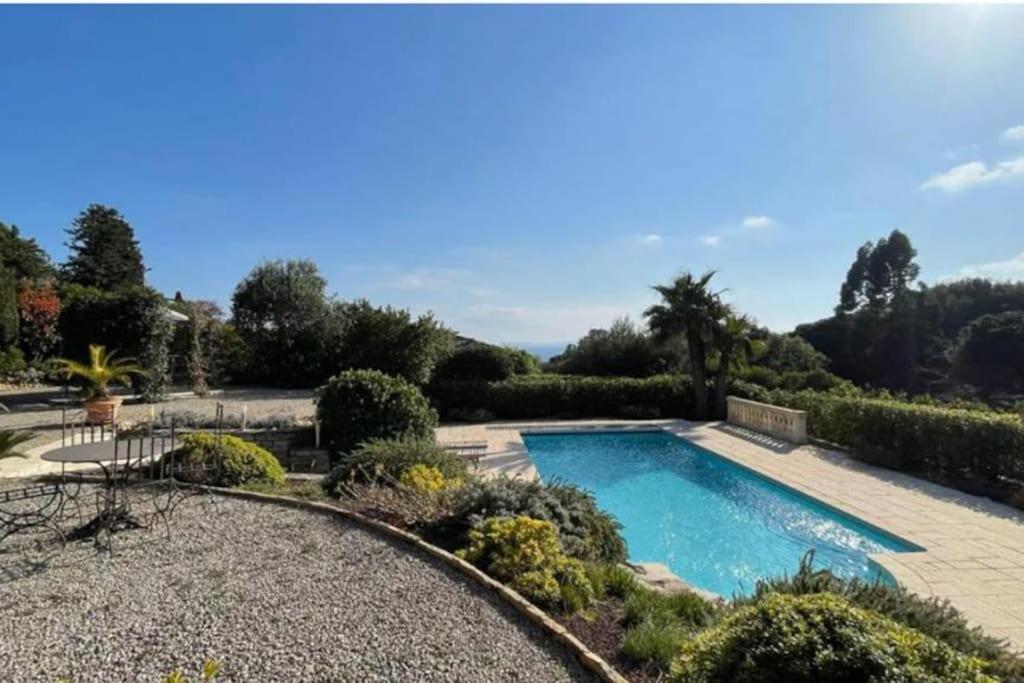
[438,419,1024,650]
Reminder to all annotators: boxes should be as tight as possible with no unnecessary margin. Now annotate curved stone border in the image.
[207,486,630,683]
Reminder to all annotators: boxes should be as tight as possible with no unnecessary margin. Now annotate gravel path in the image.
[0,386,316,451]
[0,492,594,682]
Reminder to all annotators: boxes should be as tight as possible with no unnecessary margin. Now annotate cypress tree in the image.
[62,204,146,290]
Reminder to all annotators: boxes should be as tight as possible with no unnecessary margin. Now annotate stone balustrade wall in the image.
[726,396,808,445]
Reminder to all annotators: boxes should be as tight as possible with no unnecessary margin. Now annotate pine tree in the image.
[62,204,146,290]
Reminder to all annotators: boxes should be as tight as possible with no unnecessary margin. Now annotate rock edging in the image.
[208,486,630,683]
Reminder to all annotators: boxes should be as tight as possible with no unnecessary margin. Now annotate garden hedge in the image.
[429,374,697,420]
[769,389,1024,487]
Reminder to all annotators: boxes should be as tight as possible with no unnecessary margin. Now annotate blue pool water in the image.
[523,430,918,597]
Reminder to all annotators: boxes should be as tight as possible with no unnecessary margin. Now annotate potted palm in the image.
[53,344,145,424]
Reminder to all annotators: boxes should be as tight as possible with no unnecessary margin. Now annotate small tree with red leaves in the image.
[17,283,61,362]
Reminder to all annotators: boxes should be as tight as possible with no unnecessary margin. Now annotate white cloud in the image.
[950,251,1024,281]
[921,156,1024,193]
[377,268,467,291]
[636,233,662,245]
[740,215,776,229]
[698,235,721,247]
[1002,124,1024,143]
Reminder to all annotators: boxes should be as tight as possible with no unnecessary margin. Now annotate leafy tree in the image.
[950,312,1024,396]
[550,317,682,377]
[712,313,763,417]
[0,222,55,283]
[62,204,146,290]
[230,259,342,386]
[57,284,175,395]
[338,299,454,385]
[0,266,18,348]
[17,282,61,362]
[754,333,827,373]
[837,229,919,314]
[432,342,539,382]
[645,272,727,419]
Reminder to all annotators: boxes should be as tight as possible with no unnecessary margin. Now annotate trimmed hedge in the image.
[769,389,1024,486]
[430,374,696,421]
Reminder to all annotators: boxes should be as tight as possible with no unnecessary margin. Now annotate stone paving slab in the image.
[436,418,1024,650]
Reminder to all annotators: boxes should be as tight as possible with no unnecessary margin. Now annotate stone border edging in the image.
[206,486,630,683]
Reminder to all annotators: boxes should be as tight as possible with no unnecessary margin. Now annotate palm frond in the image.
[0,430,36,461]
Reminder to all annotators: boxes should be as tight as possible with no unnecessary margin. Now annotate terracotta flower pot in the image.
[85,395,123,425]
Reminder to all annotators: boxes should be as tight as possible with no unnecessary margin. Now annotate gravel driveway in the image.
[0,386,316,451]
[0,493,595,682]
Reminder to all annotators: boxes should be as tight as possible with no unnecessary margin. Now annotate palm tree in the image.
[52,344,144,399]
[712,313,764,418]
[0,429,36,462]
[644,271,726,420]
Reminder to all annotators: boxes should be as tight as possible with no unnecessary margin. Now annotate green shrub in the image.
[623,587,719,630]
[0,346,27,377]
[737,552,1012,667]
[178,432,285,487]
[456,515,593,612]
[317,369,437,454]
[442,476,627,564]
[622,620,687,670]
[399,463,463,493]
[432,343,539,382]
[769,389,1024,485]
[670,593,996,683]
[429,373,695,421]
[322,437,468,494]
[583,563,638,600]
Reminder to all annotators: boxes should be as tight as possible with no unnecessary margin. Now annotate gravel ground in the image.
[0,386,316,450]
[0,489,594,683]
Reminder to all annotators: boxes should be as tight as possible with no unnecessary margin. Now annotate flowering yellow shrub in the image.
[399,463,462,493]
[456,516,593,611]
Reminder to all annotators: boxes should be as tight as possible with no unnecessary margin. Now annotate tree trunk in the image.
[713,347,732,420]
[687,330,709,420]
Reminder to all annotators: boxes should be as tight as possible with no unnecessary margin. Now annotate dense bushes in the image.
[58,284,174,396]
[456,516,594,611]
[430,374,695,421]
[736,553,1009,666]
[443,476,627,564]
[769,389,1024,486]
[322,437,468,492]
[317,369,437,455]
[670,593,995,682]
[737,366,854,393]
[337,300,455,385]
[178,432,285,487]
[432,342,539,382]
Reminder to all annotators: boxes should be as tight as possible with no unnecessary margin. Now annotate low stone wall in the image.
[226,428,331,474]
[726,396,808,444]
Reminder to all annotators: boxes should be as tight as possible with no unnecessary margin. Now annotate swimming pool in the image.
[522,430,918,597]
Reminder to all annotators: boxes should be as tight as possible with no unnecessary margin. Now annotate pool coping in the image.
[436,418,1024,650]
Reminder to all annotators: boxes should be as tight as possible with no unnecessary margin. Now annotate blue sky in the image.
[1,5,1022,346]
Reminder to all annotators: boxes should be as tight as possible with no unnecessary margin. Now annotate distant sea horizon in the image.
[508,341,568,362]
